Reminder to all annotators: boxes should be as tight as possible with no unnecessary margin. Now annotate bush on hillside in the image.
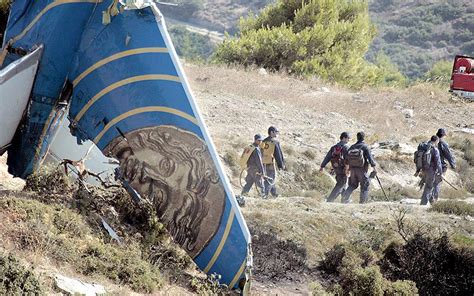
[429,200,474,216]
[423,60,452,85]
[169,25,215,61]
[24,166,72,194]
[319,243,418,295]
[214,0,405,89]
[0,254,43,295]
[0,0,9,12]
[380,234,474,295]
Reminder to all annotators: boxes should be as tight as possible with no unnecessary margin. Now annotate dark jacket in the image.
[438,139,456,170]
[247,143,265,174]
[263,136,285,169]
[346,140,376,170]
[424,145,443,174]
[321,141,349,174]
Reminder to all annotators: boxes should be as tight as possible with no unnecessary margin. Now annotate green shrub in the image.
[423,60,452,85]
[214,0,405,89]
[384,280,418,296]
[0,254,43,295]
[341,265,385,296]
[429,200,474,216]
[0,0,9,13]
[320,243,418,295]
[309,282,332,296]
[169,25,215,61]
[79,243,162,293]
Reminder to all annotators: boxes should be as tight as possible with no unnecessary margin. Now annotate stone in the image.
[55,274,106,296]
[402,109,414,118]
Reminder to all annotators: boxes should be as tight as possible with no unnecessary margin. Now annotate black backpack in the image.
[347,148,365,168]
[414,142,432,171]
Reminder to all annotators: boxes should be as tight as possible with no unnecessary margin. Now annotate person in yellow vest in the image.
[241,134,266,197]
[261,126,285,198]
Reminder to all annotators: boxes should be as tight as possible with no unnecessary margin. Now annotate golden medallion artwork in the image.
[105,126,225,257]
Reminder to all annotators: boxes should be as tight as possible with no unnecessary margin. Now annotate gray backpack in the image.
[414,142,432,171]
[347,148,365,168]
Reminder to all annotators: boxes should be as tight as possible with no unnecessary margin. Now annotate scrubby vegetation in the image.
[214,0,408,89]
[429,200,474,216]
[319,243,419,295]
[0,197,163,292]
[169,25,215,61]
[381,234,474,295]
[0,254,44,295]
[317,212,474,296]
[1,168,210,293]
[367,0,473,79]
[250,226,309,280]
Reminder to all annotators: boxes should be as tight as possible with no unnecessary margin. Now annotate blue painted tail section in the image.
[1,0,250,289]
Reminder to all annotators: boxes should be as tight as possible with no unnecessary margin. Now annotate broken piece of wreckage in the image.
[0,0,251,292]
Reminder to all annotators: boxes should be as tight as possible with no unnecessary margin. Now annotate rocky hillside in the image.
[1,63,473,294]
[367,0,474,79]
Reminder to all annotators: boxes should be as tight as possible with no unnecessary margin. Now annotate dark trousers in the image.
[342,168,370,204]
[326,173,348,202]
[241,167,264,195]
[421,169,437,205]
[432,167,446,202]
[264,164,277,197]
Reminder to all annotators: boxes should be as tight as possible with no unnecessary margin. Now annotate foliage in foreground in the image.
[381,234,474,295]
[1,197,163,293]
[214,0,406,88]
[0,254,44,295]
[319,244,418,295]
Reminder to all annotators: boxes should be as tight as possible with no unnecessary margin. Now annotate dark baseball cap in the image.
[436,128,446,137]
[254,134,263,141]
[268,126,279,134]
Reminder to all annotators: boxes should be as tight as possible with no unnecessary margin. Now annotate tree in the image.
[214,0,396,88]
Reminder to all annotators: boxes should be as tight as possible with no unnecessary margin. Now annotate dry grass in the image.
[429,200,474,216]
[0,197,164,293]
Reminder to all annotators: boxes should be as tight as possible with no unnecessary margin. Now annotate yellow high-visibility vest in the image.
[261,140,276,165]
[239,145,256,168]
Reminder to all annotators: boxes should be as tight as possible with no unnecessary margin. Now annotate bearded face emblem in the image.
[105,126,225,257]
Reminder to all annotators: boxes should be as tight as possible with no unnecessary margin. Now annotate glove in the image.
[369,171,377,179]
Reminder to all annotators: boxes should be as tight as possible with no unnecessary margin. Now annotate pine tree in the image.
[214,0,404,88]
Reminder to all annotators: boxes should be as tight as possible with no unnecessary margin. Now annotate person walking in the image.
[420,135,443,205]
[319,132,350,202]
[432,128,456,203]
[261,126,285,198]
[241,134,266,197]
[341,132,377,204]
